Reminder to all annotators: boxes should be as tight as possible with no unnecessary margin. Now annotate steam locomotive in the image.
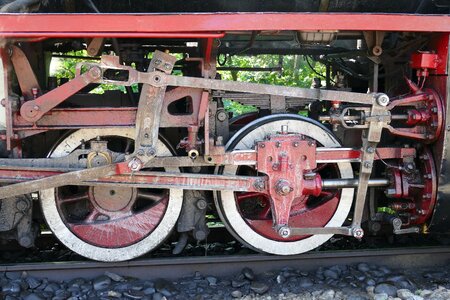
[0,0,449,261]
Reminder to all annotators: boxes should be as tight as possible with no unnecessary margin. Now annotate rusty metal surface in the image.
[19,66,101,122]
[10,45,40,100]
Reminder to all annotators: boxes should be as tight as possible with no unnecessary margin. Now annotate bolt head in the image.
[363,161,372,169]
[253,179,265,191]
[196,199,208,210]
[89,66,102,78]
[147,147,156,156]
[377,94,390,106]
[128,158,143,172]
[216,111,227,122]
[352,228,364,239]
[278,226,291,239]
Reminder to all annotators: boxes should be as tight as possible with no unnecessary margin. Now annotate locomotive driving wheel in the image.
[215,115,354,255]
[40,128,183,261]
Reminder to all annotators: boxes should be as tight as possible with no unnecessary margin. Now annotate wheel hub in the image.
[89,186,136,212]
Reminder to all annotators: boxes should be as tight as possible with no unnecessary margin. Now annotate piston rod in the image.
[322,178,389,189]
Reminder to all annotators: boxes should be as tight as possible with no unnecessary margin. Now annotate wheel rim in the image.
[41,128,183,261]
[215,115,354,255]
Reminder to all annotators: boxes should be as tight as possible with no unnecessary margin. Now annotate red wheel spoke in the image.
[258,204,271,219]
[138,190,166,202]
[69,199,168,248]
[236,192,265,201]
[58,191,89,203]
[84,208,101,223]
[312,163,328,172]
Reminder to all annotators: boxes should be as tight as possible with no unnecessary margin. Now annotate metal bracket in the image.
[129,50,177,170]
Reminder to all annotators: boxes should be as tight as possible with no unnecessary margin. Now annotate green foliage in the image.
[222,99,257,116]
[219,55,323,88]
[50,51,129,94]
[218,55,325,116]
[51,52,324,114]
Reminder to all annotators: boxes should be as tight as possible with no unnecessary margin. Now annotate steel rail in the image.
[1,247,450,281]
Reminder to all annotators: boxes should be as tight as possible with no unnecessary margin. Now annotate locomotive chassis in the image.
[0,9,449,261]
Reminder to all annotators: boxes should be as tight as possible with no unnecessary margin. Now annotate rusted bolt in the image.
[405,163,415,171]
[147,147,156,156]
[278,226,291,239]
[253,179,265,191]
[352,227,364,239]
[188,149,199,160]
[196,199,207,210]
[216,111,227,122]
[372,46,383,56]
[89,66,102,78]
[153,75,161,83]
[128,157,143,172]
[376,94,389,106]
[275,179,292,196]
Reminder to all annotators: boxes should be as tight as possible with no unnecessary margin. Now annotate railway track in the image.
[2,247,450,281]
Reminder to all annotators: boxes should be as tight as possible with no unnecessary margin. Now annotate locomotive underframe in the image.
[0,12,449,260]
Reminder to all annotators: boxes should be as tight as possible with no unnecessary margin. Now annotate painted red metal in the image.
[411,52,440,71]
[387,89,444,142]
[386,148,436,226]
[315,147,416,162]
[0,31,226,39]
[10,45,41,100]
[20,67,102,122]
[256,134,320,227]
[56,186,169,248]
[0,14,448,39]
